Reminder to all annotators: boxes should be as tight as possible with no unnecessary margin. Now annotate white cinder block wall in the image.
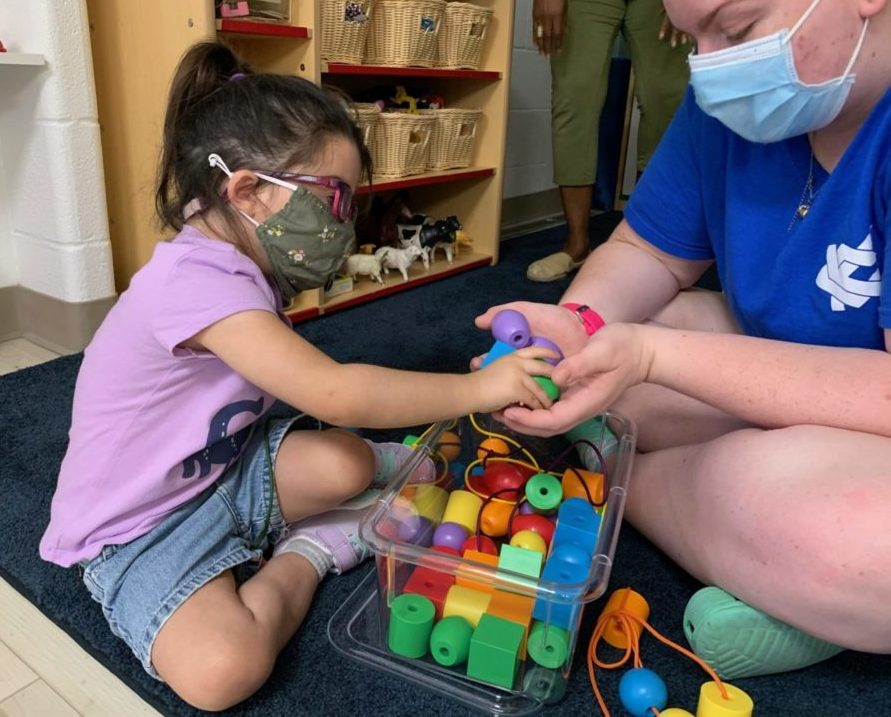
[0,0,114,301]
[503,0,555,199]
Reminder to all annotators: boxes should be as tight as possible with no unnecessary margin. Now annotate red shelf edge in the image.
[217,19,310,39]
[286,257,493,323]
[358,168,495,195]
[324,64,500,80]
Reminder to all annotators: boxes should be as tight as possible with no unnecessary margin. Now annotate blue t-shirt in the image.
[625,88,891,349]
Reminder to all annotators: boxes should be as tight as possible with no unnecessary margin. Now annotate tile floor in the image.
[0,339,159,716]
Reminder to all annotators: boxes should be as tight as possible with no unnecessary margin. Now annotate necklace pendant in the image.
[796,203,810,219]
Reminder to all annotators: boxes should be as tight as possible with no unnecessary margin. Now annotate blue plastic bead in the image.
[618,668,668,717]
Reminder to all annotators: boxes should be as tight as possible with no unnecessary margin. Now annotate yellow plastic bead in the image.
[412,484,448,523]
[599,587,650,649]
[661,710,695,716]
[696,681,754,717]
[442,584,491,628]
[441,490,484,534]
[509,529,547,556]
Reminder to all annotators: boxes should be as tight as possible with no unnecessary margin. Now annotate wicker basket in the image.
[366,0,446,67]
[321,0,375,64]
[372,112,436,177]
[422,108,482,170]
[437,2,493,69]
[352,102,382,155]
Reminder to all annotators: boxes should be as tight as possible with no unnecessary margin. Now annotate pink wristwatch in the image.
[560,303,605,336]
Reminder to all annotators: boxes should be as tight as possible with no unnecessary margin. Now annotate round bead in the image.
[509,529,547,555]
[491,309,531,348]
[429,615,473,667]
[660,710,695,716]
[518,501,536,515]
[388,593,435,658]
[432,521,469,551]
[398,515,434,547]
[437,430,462,461]
[477,437,511,462]
[523,665,568,705]
[509,513,555,547]
[618,667,668,717]
[524,473,563,512]
[461,534,498,555]
[528,336,564,365]
[482,462,527,500]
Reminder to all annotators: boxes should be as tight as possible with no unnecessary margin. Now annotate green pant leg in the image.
[622,0,690,171]
[550,0,624,186]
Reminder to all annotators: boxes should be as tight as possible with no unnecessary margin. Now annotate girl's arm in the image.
[190,309,554,427]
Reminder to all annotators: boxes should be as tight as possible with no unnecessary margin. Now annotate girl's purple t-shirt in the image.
[40,227,284,567]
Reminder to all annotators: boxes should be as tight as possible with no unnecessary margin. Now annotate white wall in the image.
[0,0,114,301]
[503,0,555,200]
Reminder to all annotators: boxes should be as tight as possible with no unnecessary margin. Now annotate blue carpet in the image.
[2,220,888,716]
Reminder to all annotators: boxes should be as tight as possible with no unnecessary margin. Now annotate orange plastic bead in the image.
[561,467,604,504]
[599,587,650,649]
[479,500,514,537]
[437,430,462,462]
[477,437,511,462]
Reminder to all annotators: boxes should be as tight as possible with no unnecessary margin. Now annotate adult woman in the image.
[479,0,891,678]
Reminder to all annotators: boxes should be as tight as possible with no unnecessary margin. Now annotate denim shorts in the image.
[80,414,316,679]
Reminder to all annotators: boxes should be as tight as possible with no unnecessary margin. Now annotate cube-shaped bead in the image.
[467,613,525,689]
[456,549,499,593]
[487,589,535,658]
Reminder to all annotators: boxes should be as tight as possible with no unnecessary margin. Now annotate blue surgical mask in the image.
[688,0,869,143]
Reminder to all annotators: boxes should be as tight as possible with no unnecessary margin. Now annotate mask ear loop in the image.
[207,153,262,227]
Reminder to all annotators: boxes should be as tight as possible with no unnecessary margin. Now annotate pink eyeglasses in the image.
[258,171,358,223]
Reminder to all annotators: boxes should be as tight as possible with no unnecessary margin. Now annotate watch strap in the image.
[560,302,605,336]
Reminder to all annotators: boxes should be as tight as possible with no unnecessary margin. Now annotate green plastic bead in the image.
[524,473,563,512]
[429,615,473,667]
[527,621,570,669]
[534,376,560,401]
[388,593,435,658]
[467,613,525,688]
[402,434,420,446]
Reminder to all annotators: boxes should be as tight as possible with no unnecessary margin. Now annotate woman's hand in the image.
[496,323,654,436]
[533,0,567,56]
[470,346,557,414]
[473,301,589,369]
[659,11,691,47]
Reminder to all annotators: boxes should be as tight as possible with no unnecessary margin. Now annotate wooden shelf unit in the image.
[86,0,514,320]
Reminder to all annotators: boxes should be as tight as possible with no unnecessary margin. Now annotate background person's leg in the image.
[529,0,623,280]
[623,0,690,172]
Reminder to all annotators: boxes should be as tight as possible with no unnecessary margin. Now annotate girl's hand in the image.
[495,323,653,436]
[532,0,567,56]
[658,11,691,47]
[473,302,589,369]
[471,346,557,414]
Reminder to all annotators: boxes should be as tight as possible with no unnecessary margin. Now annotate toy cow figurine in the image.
[375,244,423,282]
[345,253,384,284]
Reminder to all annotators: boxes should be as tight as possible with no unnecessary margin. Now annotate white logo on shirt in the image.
[815,232,881,312]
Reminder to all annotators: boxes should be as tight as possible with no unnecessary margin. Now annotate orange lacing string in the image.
[588,607,730,716]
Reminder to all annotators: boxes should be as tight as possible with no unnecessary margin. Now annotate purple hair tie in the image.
[229,72,247,81]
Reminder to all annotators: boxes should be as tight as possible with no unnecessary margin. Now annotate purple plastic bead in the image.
[519,501,537,516]
[433,522,469,551]
[528,336,564,366]
[491,309,531,349]
[398,515,434,547]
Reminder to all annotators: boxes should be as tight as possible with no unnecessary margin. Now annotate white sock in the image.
[276,536,333,580]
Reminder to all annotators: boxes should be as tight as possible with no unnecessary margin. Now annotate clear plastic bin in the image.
[328,412,636,714]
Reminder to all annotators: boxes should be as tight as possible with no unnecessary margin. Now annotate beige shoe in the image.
[526,251,586,282]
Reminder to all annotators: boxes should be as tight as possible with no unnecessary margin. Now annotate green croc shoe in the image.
[684,586,844,679]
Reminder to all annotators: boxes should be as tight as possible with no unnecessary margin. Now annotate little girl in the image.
[39,42,553,711]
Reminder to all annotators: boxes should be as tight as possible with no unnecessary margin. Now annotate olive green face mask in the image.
[252,182,356,301]
[207,153,356,301]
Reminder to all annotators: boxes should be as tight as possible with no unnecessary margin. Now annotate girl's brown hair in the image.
[155,42,371,247]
